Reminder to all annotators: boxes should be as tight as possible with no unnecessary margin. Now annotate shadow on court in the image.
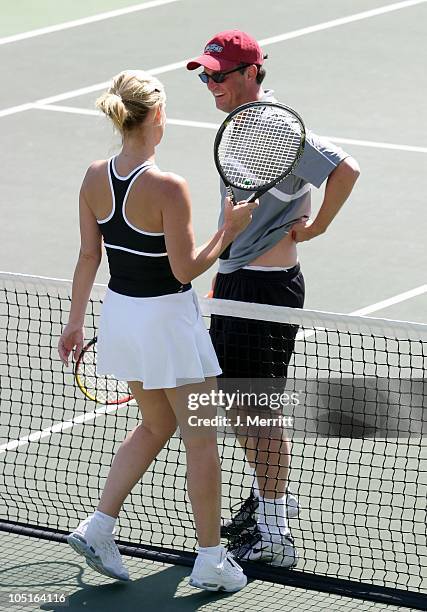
[0,561,85,590]
[38,565,243,612]
[0,559,245,611]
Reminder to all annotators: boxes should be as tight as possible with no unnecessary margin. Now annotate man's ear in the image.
[246,65,258,81]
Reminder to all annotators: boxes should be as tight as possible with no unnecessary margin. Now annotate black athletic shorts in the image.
[210,264,305,378]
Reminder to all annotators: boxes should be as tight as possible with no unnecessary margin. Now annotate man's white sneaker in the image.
[189,547,247,592]
[221,489,300,538]
[67,516,129,581]
[229,526,298,568]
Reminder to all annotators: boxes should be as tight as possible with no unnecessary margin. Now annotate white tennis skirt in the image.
[96,288,221,389]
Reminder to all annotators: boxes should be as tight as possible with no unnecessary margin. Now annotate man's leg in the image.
[210,267,304,565]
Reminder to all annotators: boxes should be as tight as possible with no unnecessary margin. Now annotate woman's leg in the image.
[164,378,221,548]
[70,378,246,590]
[165,379,247,592]
[97,383,177,517]
[68,384,177,580]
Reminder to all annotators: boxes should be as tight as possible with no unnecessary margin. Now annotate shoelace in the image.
[217,552,243,575]
[227,526,261,552]
[231,491,258,520]
[225,552,242,569]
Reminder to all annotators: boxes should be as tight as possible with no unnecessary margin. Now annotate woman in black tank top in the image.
[57,70,257,592]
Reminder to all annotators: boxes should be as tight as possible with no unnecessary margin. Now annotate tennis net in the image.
[0,271,426,609]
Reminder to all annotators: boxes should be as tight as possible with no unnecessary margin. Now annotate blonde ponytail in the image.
[96,70,166,134]
[96,92,129,133]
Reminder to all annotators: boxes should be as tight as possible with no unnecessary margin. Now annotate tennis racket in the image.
[74,336,133,405]
[214,101,306,203]
[214,101,306,259]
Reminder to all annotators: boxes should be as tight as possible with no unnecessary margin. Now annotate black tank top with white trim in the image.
[97,157,191,297]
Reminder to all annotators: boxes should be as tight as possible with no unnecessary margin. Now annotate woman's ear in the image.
[154,103,166,127]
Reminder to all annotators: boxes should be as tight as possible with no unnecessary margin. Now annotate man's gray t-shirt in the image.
[218,91,349,274]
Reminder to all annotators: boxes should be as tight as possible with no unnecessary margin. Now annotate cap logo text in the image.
[205,43,223,54]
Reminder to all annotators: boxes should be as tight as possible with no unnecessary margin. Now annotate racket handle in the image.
[245,192,258,203]
[226,186,237,205]
[222,186,239,262]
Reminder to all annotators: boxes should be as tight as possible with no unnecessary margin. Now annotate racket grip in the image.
[226,186,237,205]
[245,192,258,203]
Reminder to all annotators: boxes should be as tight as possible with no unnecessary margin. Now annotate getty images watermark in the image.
[180,377,426,438]
[186,388,299,428]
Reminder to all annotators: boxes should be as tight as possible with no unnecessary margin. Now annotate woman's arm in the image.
[161,174,256,284]
[58,176,103,365]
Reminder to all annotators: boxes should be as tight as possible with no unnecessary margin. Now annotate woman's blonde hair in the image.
[96,70,166,133]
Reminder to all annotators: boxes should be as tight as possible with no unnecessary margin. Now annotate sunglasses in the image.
[198,64,249,84]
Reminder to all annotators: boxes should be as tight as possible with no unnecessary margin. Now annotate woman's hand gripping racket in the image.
[214,101,307,258]
[74,336,133,405]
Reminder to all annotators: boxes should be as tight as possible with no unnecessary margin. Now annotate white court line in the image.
[170,123,427,153]
[0,60,189,120]
[0,102,36,118]
[322,136,427,155]
[34,104,220,128]
[258,0,427,46]
[349,285,427,316]
[296,285,427,340]
[36,59,189,107]
[0,404,123,455]
[0,86,109,118]
[33,104,101,117]
[0,0,181,47]
[33,105,427,154]
[0,60,189,118]
[1,0,426,118]
[167,118,220,130]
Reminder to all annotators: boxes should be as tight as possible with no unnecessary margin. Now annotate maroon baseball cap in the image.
[186,30,265,71]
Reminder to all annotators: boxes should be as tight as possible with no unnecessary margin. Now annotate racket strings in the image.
[77,345,131,403]
[218,106,303,190]
[223,121,301,182]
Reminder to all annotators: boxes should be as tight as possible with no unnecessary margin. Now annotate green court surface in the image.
[1,1,426,610]
[0,1,165,37]
[2,533,416,612]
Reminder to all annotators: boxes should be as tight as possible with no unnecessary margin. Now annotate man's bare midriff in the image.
[248,232,298,268]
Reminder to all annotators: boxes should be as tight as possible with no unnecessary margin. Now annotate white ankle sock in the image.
[257,496,289,538]
[92,510,116,533]
[198,544,223,562]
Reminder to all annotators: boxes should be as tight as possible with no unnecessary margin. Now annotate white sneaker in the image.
[229,526,298,568]
[67,516,129,581]
[221,489,300,538]
[189,547,247,592]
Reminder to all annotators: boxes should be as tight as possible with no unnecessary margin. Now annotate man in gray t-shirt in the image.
[187,30,360,568]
